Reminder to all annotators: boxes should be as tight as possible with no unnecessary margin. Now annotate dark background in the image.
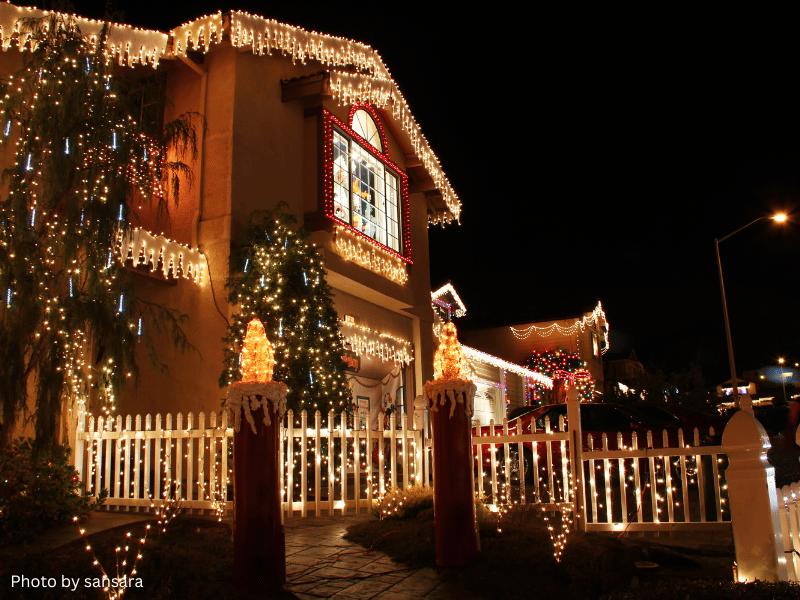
[55,1,800,384]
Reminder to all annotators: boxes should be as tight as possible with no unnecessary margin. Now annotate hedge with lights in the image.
[0,15,198,450]
[526,349,594,404]
[220,205,351,414]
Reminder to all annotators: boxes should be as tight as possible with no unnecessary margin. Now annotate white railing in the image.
[472,411,729,533]
[472,415,573,510]
[581,428,729,532]
[74,409,426,518]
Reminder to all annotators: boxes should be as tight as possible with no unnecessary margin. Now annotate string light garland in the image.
[0,4,168,66]
[510,301,610,355]
[332,226,408,284]
[463,346,553,389]
[431,283,467,318]
[338,318,413,366]
[118,228,205,284]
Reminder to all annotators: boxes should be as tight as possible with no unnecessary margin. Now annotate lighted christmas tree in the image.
[220,206,351,414]
[526,349,595,404]
[0,15,197,449]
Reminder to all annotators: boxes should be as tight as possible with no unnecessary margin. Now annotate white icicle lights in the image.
[226,382,287,434]
[423,378,477,420]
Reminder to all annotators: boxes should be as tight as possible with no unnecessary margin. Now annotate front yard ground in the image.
[344,498,800,600]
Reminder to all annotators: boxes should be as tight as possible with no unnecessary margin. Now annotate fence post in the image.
[566,387,586,532]
[723,406,788,582]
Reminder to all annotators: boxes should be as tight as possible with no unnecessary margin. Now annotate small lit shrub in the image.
[371,486,434,520]
[0,438,105,543]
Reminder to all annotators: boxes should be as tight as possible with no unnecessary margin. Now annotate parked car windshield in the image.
[624,405,682,428]
[533,404,648,433]
[582,405,637,431]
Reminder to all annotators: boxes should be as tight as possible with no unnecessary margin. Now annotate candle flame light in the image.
[240,318,275,383]
[433,321,467,380]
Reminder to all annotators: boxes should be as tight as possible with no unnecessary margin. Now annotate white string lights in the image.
[431,283,467,318]
[0,4,168,66]
[171,10,461,225]
[0,4,462,224]
[510,301,610,354]
[333,226,408,284]
[463,346,553,389]
[338,319,413,366]
[118,228,205,284]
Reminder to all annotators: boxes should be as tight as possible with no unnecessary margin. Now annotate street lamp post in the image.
[779,358,791,403]
[715,213,787,414]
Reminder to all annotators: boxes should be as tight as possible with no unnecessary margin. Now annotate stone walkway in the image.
[283,514,480,599]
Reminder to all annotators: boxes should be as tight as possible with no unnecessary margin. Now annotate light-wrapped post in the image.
[225,319,288,595]
[424,378,480,566]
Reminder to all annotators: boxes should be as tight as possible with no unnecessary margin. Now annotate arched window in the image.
[351,109,383,152]
[326,107,408,258]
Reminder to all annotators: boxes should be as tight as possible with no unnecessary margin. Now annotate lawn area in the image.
[1,517,274,600]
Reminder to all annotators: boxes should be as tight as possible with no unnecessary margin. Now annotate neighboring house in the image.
[431,284,552,424]
[717,378,757,399]
[460,302,609,401]
[0,5,462,431]
[603,350,646,396]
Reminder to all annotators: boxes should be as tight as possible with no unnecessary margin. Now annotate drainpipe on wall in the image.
[178,54,208,250]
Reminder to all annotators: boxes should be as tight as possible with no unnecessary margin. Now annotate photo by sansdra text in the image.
[11,574,143,591]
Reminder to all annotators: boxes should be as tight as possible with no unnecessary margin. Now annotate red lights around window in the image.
[323,108,411,264]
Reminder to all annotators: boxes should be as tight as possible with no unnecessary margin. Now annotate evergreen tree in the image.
[0,15,197,449]
[221,206,351,414]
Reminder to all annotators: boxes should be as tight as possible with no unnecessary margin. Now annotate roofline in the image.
[0,3,461,224]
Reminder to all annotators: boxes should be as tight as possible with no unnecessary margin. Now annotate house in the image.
[460,302,609,403]
[603,349,646,397]
[0,4,461,436]
[431,284,552,424]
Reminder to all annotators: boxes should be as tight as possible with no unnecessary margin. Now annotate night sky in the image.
[60,1,800,384]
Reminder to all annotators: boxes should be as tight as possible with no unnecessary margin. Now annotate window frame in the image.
[323,106,411,264]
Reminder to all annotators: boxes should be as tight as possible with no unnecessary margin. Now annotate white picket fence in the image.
[472,408,730,533]
[74,409,426,518]
[75,400,730,535]
[580,429,728,532]
[473,415,573,511]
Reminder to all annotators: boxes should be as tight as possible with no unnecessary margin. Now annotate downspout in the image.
[178,53,208,250]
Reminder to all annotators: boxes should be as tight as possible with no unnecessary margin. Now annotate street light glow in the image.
[715,213,790,413]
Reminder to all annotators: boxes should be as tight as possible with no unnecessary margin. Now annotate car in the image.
[624,403,729,444]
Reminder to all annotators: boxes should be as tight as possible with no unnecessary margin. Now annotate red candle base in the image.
[428,387,480,567]
[231,395,285,595]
